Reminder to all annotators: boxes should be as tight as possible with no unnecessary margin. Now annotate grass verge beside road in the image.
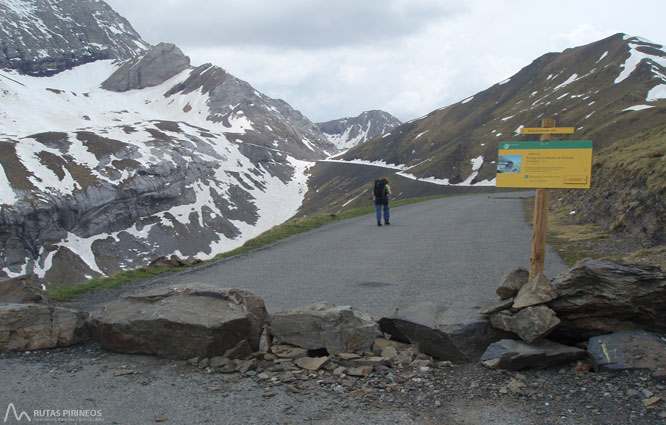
[523,196,666,269]
[47,194,457,301]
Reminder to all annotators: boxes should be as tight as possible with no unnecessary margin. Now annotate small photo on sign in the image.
[497,155,522,174]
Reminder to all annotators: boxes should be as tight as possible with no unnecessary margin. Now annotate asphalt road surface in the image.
[152,191,568,319]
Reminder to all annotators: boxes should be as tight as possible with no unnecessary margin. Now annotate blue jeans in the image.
[376,204,390,223]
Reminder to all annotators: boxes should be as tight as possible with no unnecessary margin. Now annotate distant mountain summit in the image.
[0,0,149,76]
[317,110,401,151]
[0,0,336,285]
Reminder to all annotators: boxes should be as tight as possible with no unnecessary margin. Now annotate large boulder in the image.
[480,339,587,370]
[269,302,377,355]
[547,259,666,342]
[588,330,666,371]
[0,275,48,304]
[490,305,560,344]
[378,302,512,363]
[0,303,89,351]
[88,284,269,360]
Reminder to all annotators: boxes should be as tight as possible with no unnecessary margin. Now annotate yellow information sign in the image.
[519,127,575,135]
[496,141,593,189]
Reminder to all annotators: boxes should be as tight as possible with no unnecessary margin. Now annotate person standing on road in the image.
[373,177,392,226]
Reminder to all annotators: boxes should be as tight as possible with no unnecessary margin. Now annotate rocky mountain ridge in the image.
[0,0,336,286]
[342,34,666,184]
[317,110,402,151]
[0,0,149,76]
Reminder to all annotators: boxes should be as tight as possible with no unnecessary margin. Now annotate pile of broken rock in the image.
[1,259,665,377]
[481,259,666,371]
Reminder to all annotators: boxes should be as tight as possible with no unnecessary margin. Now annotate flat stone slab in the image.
[548,259,666,342]
[480,338,587,370]
[379,302,512,363]
[588,330,666,371]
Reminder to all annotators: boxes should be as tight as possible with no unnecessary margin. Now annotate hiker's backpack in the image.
[373,179,386,199]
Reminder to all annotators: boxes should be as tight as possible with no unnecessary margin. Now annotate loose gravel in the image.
[2,342,665,425]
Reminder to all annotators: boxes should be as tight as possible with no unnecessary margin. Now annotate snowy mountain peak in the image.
[0,0,336,286]
[317,110,402,151]
[0,0,149,76]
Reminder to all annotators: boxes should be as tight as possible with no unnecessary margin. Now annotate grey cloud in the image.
[107,0,461,48]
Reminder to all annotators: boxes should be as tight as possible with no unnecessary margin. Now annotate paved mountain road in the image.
[150,191,568,318]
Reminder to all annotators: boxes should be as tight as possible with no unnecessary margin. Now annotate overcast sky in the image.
[104,0,666,123]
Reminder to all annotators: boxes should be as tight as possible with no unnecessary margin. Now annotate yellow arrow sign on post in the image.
[520,127,575,135]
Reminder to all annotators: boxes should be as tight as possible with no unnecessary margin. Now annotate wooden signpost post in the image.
[496,119,594,281]
[528,118,555,281]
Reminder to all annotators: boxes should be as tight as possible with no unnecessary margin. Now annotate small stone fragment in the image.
[496,268,529,300]
[643,396,662,407]
[353,356,387,367]
[380,347,398,361]
[347,366,373,377]
[223,339,253,359]
[271,344,308,359]
[237,359,256,374]
[286,385,302,394]
[507,378,526,395]
[372,338,411,354]
[332,366,347,376]
[209,357,229,368]
[482,358,500,369]
[294,356,329,371]
[410,359,432,369]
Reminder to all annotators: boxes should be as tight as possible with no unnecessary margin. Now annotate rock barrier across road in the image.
[140,191,569,318]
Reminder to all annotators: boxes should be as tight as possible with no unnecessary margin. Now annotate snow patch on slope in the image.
[0,60,258,138]
[0,59,318,279]
[623,104,654,111]
[0,162,17,204]
[616,37,666,84]
[647,84,666,101]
